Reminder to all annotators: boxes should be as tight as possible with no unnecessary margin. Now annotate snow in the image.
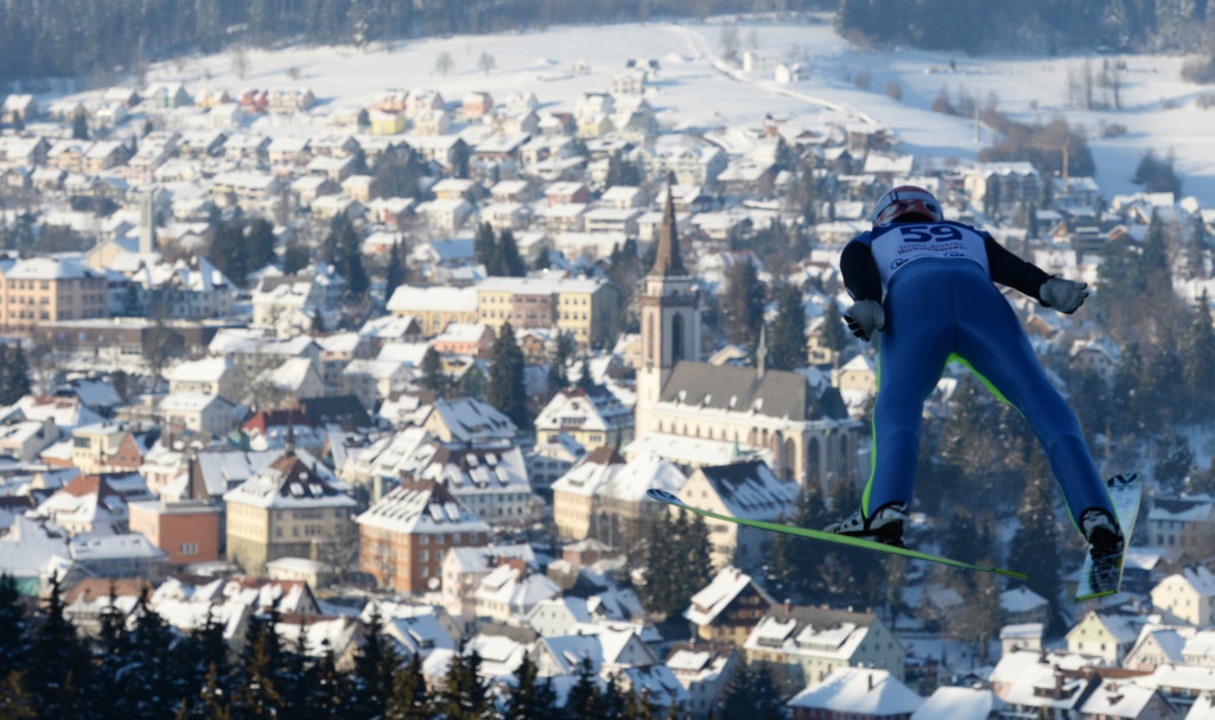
[787,668,923,715]
[108,15,1215,203]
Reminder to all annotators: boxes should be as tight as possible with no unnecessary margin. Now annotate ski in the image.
[646,488,1028,580]
[1075,473,1142,601]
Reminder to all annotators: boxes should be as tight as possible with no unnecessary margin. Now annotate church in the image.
[632,185,865,492]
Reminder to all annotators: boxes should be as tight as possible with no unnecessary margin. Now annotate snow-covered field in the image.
[126,13,1215,202]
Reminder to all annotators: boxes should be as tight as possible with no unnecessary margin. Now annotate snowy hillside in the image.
[114,12,1215,201]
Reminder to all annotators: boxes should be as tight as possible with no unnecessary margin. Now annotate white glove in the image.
[1040,277,1088,314]
[844,300,886,342]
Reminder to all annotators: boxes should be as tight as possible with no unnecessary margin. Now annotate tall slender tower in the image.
[636,182,699,435]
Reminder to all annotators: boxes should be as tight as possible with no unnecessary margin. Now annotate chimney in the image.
[868,672,875,691]
[784,598,791,615]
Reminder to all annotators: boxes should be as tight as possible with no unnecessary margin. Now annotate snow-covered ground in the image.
[119,13,1215,202]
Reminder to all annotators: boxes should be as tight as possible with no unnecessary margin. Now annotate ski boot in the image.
[823,502,908,548]
[1081,507,1125,563]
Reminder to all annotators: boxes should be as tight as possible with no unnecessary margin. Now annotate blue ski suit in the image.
[840,219,1115,530]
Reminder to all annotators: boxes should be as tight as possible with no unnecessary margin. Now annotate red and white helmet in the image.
[872,185,943,226]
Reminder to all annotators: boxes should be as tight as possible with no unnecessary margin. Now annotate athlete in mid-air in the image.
[824,185,1123,564]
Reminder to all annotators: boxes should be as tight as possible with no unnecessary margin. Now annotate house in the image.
[472,559,561,626]
[128,494,221,566]
[1146,495,1215,561]
[535,385,634,451]
[440,544,536,624]
[1152,567,1215,626]
[744,605,907,686]
[551,449,685,546]
[70,532,170,581]
[911,687,1005,720]
[166,357,240,402]
[223,449,358,576]
[666,643,739,720]
[260,357,326,402]
[421,397,518,446]
[64,577,152,635]
[69,424,145,475]
[432,323,496,359]
[1066,610,1143,665]
[355,479,491,594]
[406,443,534,526]
[685,567,776,647]
[675,461,800,570]
[34,473,147,537]
[158,393,237,439]
[787,668,923,720]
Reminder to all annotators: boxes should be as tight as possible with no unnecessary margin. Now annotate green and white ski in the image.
[646,488,1028,580]
[1075,473,1142,602]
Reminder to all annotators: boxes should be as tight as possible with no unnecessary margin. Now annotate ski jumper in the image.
[840,219,1115,530]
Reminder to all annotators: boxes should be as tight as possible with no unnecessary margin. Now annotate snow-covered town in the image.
[2,6,1215,719]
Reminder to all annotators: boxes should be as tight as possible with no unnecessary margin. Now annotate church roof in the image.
[648,182,686,277]
[659,361,847,422]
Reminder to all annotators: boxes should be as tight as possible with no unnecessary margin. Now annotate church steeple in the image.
[649,180,686,277]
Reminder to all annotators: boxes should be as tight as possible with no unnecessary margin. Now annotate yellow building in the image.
[535,386,634,450]
[370,110,406,135]
[0,256,108,333]
[70,424,144,475]
[475,276,622,348]
[223,450,358,576]
[386,285,479,336]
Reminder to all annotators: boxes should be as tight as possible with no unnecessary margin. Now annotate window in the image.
[179,542,199,556]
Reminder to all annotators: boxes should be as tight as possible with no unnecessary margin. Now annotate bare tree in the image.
[232,46,250,81]
[720,25,740,61]
[477,52,496,76]
[434,51,454,76]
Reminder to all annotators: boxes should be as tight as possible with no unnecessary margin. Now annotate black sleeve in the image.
[984,233,1051,300]
[840,238,883,302]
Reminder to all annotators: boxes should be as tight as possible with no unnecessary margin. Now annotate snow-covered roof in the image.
[788,668,923,715]
[223,452,356,510]
[685,566,762,627]
[355,479,489,535]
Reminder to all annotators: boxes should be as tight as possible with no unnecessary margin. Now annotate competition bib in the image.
[867,221,990,287]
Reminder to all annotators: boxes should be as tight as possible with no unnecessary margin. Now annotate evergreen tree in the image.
[26,574,90,719]
[820,298,852,365]
[681,511,713,611]
[232,611,285,718]
[459,364,487,401]
[282,239,310,275]
[487,321,530,430]
[335,220,370,298]
[247,217,277,273]
[120,592,186,719]
[420,347,448,398]
[386,654,432,720]
[1112,341,1145,436]
[640,509,675,617]
[474,222,499,275]
[439,650,492,719]
[1181,292,1215,423]
[769,486,829,600]
[71,110,89,140]
[1009,452,1064,631]
[385,240,406,298]
[0,575,27,679]
[0,345,31,408]
[767,284,807,371]
[722,260,765,349]
[564,655,600,720]
[498,229,526,277]
[719,661,783,720]
[350,605,400,717]
[502,651,557,720]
